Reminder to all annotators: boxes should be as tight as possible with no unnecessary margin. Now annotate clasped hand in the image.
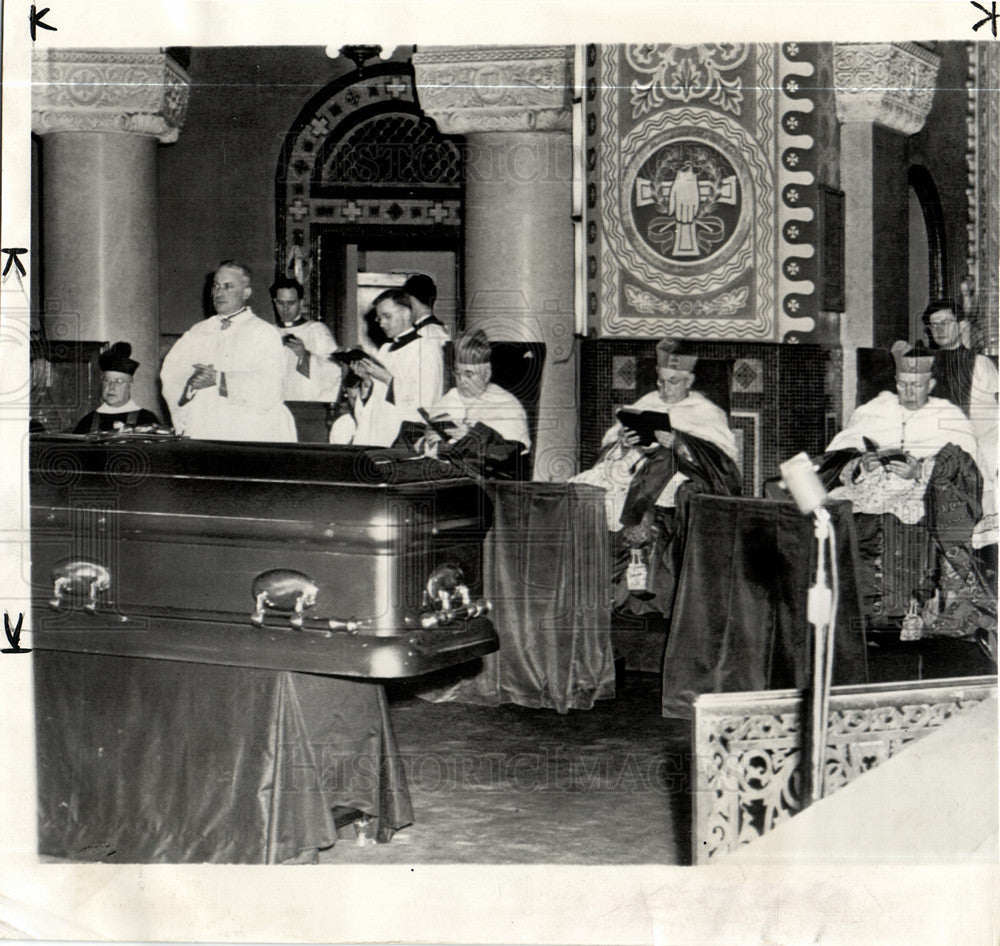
[186,363,218,390]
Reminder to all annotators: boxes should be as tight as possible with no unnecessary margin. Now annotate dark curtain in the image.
[34,651,412,863]
[417,482,616,713]
[662,497,868,718]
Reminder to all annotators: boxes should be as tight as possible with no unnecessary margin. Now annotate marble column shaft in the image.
[32,49,190,416]
[833,42,940,413]
[413,46,578,480]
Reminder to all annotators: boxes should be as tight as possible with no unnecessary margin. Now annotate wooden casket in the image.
[29,433,499,863]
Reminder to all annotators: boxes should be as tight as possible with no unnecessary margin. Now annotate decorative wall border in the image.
[966,42,1000,354]
[693,675,997,864]
[777,42,819,340]
[729,410,762,498]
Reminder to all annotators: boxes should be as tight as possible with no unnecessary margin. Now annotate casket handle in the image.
[49,558,111,612]
[420,562,491,629]
[250,568,319,628]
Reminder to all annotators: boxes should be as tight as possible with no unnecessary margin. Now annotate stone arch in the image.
[274,59,463,316]
[907,164,949,304]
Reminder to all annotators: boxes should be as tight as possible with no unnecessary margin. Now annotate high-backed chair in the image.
[489,341,546,479]
[439,339,546,479]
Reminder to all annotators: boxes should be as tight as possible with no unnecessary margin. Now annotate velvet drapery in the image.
[35,650,413,863]
[417,482,617,713]
[662,497,869,718]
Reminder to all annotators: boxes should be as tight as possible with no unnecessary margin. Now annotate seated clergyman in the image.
[573,338,741,616]
[924,297,999,546]
[821,339,995,638]
[414,328,531,479]
[73,342,160,434]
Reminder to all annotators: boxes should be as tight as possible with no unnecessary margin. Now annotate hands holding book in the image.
[859,436,920,479]
[416,408,471,456]
[616,408,674,452]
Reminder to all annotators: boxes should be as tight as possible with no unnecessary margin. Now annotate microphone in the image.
[779,452,829,515]
[780,451,837,804]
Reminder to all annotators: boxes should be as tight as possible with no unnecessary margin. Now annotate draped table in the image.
[417,482,617,713]
[661,496,869,718]
[34,651,413,863]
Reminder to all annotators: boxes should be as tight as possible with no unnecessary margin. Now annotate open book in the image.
[616,408,672,447]
[331,348,387,371]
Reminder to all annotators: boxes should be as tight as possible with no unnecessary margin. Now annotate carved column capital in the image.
[833,42,941,135]
[412,45,573,134]
[32,48,191,143]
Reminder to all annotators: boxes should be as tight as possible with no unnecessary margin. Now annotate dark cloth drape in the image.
[34,650,413,863]
[922,443,996,636]
[618,432,742,529]
[395,420,528,480]
[614,433,742,618]
[661,496,868,718]
[416,482,616,713]
[813,442,993,630]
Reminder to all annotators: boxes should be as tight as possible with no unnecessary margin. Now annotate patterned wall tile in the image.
[731,357,763,393]
[612,355,637,391]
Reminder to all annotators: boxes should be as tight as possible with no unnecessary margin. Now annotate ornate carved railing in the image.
[692,675,997,863]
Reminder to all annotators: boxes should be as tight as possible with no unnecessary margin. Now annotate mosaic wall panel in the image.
[579,338,838,493]
[586,43,825,341]
[692,676,997,863]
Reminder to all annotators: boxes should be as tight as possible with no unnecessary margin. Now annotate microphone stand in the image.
[806,505,837,804]
[778,452,840,807]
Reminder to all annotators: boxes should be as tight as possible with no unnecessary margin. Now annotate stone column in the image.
[413,46,578,480]
[32,49,190,414]
[834,42,939,412]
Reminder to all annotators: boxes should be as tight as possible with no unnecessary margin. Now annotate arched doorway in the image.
[907,165,949,340]
[275,57,463,348]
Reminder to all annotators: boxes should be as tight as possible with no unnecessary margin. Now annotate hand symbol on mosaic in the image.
[667,167,700,224]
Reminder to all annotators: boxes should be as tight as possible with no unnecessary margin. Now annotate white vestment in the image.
[278,319,341,402]
[572,389,737,530]
[431,382,531,449]
[825,391,981,524]
[160,308,297,443]
[968,355,998,527]
[332,330,445,447]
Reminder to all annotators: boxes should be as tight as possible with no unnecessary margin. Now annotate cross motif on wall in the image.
[289,199,309,222]
[384,79,409,99]
[309,116,330,138]
[635,174,737,257]
[427,202,449,222]
[340,201,363,222]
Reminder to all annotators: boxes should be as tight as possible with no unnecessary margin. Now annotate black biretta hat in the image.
[98,341,139,375]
